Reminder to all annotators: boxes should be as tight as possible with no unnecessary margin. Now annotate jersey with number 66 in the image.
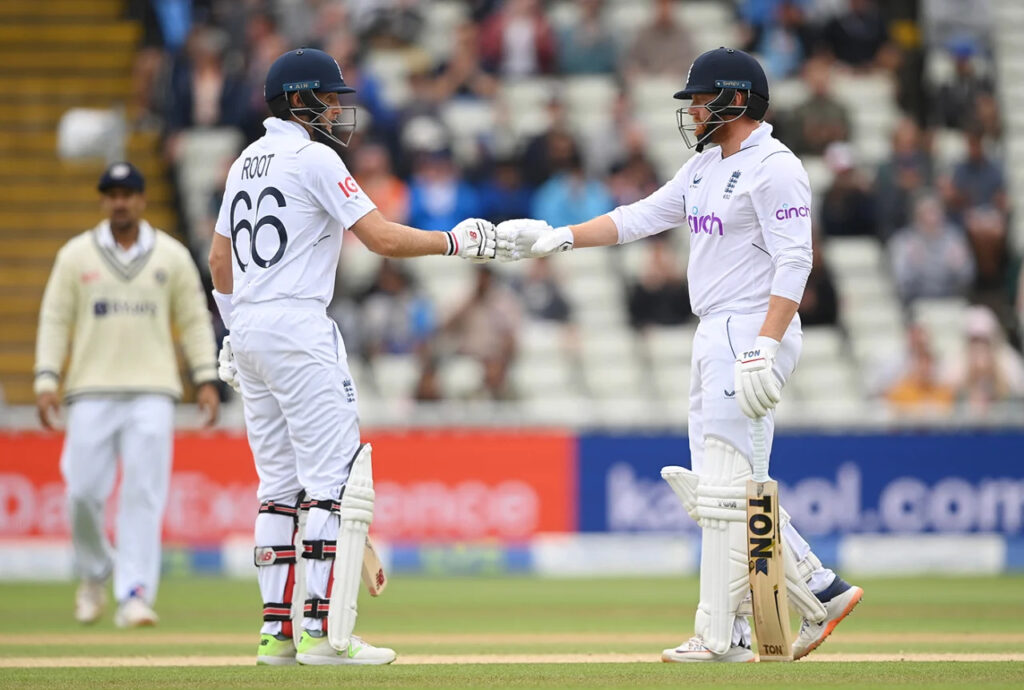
[214,117,376,307]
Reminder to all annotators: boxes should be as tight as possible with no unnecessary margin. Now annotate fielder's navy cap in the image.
[98,161,145,193]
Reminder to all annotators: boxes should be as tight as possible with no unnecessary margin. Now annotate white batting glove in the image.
[445,218,497,262]
[495,219,550,261]
[734,336,783,419]
[218,335,241,393]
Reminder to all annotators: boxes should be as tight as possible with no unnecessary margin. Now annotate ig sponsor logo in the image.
[775,203,811,221]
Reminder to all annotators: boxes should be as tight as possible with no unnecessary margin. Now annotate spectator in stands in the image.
[412,356,444,402]
[820,142,879,238]
[478,0,556,77]
[607,150,661,208]
[749,0,814,80]
[874,117,935,238]
[163,25,250,159]
[623,0,697,78]
[352,141,409,224]
[520,98,578,187]
[324,30,400,148]
[972,92,1003,143]
[515,258,571,323]
[352,0,424,49]
[943,127,1007,220]
[556,0,617,75]
[798,239,839,327]
[930,38,994,131]
[434,21,499,102]
[531,148,614,229]
[444,267,522,400]
[884,322,955,417]
[782,56,851,156]
[240,12,288,142]
[948,305,1024,417]
[478,156,533,224]
[627,237,690,329]
[359,260,436,360]
[407,147,483,231]
[889,193,975,303]
[820,0,890,70]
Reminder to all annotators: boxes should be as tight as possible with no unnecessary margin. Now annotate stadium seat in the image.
[511,355,579,397]
[582,359,646,398]
[651,362,691,400]
[644,326,696,364]
[439,355,485,398]
[371,354,420,399]
[823,237,885,276]
[800,326,845,363]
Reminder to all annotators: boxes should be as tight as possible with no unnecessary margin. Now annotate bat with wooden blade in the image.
[746,417,793,661]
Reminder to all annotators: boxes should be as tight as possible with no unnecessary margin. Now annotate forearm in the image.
[759,294,800,341]
[351,210,449,258]
[568,215,619,249]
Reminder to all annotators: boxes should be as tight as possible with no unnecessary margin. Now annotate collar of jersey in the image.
[95,219,155,256]
[737,121,773,150]
[264,117,311,140]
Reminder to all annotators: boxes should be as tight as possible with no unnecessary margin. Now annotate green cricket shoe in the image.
[256,632,297,666]
[295,629,397,666]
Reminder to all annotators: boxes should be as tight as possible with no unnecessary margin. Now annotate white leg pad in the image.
[664,436,750,655]
[291,502,309,646]
[327,444,375,651]
[778,507,828,623]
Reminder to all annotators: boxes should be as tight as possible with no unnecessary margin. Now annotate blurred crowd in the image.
[125,0,1023,419]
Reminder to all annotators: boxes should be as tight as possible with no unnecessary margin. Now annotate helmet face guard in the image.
[288,86,357,149]
[676,83,752,153]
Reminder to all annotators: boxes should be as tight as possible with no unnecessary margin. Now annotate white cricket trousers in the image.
[60,394,174,604]
[232,299,361,635]
[688,312,834,642]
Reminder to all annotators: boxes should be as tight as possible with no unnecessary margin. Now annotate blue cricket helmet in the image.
[264,48,356,103]
[673,47,770,152]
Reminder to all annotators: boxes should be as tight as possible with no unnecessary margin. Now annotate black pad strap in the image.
[254,545,298,566]
[300,498,341,514]
[302,540,337,560]
[263,602,292,622]
[259,500,298,518]
[303,597,330,618]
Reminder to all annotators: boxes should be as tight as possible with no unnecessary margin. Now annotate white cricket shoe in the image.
[661,636,755,663]
[295,630,396,666]
[793,577,863,660]
[114,597,159,628]
[74,580,107,624]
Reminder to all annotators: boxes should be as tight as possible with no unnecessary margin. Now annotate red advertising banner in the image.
[0,430,574,544]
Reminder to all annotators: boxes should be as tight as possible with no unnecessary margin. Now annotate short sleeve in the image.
[302,144,377,229]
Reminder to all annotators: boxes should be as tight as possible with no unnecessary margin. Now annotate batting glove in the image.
[734,336,783,419]
[218,335,241,394]
[445,218,497,262]
[496,219,574,261]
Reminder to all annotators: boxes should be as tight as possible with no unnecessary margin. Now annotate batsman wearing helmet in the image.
[496,48,862,662]
[208,48,496,666]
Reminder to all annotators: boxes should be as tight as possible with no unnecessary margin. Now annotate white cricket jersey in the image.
[215,118,376,306]
[608,123,812,318]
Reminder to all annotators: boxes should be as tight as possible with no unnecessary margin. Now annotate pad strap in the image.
[301,497,341,514]
[254,545,298,566]
[259,500,298,519]
[263,602,292,622]
[304,597,330,618]
[302,540,337,560]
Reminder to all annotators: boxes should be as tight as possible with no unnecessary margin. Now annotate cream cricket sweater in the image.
[34,221,217,401]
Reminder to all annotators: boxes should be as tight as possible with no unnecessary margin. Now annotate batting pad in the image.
[327,443,375,651]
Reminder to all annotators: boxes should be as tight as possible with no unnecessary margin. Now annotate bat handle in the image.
[751,416,769,482]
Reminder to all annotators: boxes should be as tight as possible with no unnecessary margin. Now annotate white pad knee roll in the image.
[327,444,375,651]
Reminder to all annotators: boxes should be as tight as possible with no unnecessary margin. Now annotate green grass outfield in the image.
[1,575,1023,688]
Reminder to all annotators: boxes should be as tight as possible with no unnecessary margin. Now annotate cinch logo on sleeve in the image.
[775,203,810,221]
[688,206,724,236]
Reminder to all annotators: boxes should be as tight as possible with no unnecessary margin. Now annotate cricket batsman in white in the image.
[497,47,863,662]
[208,48,496,666]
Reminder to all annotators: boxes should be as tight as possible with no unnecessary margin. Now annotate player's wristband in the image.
[212,290,234,330]
[443,231,457,256]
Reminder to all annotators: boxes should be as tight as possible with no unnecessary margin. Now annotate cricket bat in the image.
[361,536,387,596]
[746,417,793,662]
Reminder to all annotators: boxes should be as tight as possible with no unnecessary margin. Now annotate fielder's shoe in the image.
[295,630,396,666]
[114,596,159,628]
[74,580,107,624]
[257,632,297,666]
[792,577,863,660]
[661,636,755,663]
